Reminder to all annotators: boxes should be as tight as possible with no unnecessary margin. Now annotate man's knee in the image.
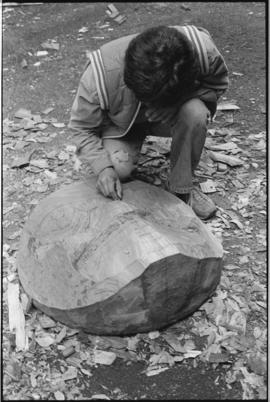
[177,99,210,127]
[110,149,135,181]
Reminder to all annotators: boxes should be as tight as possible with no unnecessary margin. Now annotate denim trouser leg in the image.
[149,98,210,194]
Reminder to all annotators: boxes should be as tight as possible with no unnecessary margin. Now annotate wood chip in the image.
[254,139,265,150]
[230,219,244,230]
[184,350,202,359]
[96,336,128,350]
[44,169,57,180]
[239,256,249,264]
[217,102,240,111]
[36,184,49,193]
[208,151,244,167]
[30,159,49,169]
[55,326,67,343]
[54,391,65,400]
[127,336,140,352]
[11,155,30,168]
[80,368,92,377]
[20,293,32,314]
[23,177,34,188]
[62,345,75,358]
[3,205,16,214]
[232,72,244,76]
[7,273,18,284]
[78,26,89,33]
[42,107,54,115]
[148,331,160,340]
[149,350,175,366]
[256,301,266,309]
[52,122,65,128]
[66,145,77,153]
[200,179,217,193]
[181,4,191,11]
[247,353,266,376]
[113,14,126,24]
[66,328,79,337]
[41,41,60,51]
[36,50,48,57]
[146,366,169,376]
[105,3,119,18]
[163,333,186,353]
[58,151,69,161]
[253,327,262,339]
[259,105,266,114]
[37,123,48,130]
[30,372,38,387]
[32,114,42,123]
[14,108,32,119]
[62,366,78,381]
[46,150,58,159]
[217,162,228,172]
[224,264,239,271]
[7,282,28,350]
[173,355,185,362]
[208,352,231,363]
[21,59,28,68]
[93,350,116,365]
[35,333,55,348]
[39,314,57,329]
[205,141,240,152]
[5,359,22,381]
[14,140,29,151]
[73,155,82,171]
[20,118,36,130]
[66,355,82,368]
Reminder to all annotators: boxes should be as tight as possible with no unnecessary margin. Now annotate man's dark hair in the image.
[124,26,200,107]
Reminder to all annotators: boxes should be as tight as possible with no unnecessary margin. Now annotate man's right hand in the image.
[96,167,122,200]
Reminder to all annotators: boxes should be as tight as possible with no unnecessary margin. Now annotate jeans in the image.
[102,98,210,194]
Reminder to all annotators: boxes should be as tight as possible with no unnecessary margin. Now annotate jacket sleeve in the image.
[192,29,229,114]
[68,62,114,175]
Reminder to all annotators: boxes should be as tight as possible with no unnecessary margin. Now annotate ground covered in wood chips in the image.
[2,2,267,400]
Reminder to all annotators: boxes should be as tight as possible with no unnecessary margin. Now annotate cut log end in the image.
[18,179,223,335]
[32,254,222,336]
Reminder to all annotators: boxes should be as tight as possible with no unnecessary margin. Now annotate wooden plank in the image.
[3,3,43,6]
[7,282,28,350]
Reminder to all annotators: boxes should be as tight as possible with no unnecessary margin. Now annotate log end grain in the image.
[17,179,223,335]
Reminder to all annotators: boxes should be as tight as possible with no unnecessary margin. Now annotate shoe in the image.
[188,187,217,220]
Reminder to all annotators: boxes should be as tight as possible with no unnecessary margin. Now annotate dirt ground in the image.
[2,2,267,400]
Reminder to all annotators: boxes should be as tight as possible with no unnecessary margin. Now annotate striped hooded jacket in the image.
[69,25,229,175]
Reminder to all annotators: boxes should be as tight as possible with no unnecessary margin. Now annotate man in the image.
[69,25,229,219]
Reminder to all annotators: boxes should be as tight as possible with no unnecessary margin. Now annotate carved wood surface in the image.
[17,178,223,335]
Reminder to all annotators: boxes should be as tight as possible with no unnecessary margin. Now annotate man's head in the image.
[124,26,200,107]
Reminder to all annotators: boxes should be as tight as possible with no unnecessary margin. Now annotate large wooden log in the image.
[17,178,223,335]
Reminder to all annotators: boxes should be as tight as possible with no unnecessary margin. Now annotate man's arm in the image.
[69,62,122,199]
[192,29,229,113]
[69,62,114,175]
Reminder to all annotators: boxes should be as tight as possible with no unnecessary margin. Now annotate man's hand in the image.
[96,167,122,200]
[145,104,180,126]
